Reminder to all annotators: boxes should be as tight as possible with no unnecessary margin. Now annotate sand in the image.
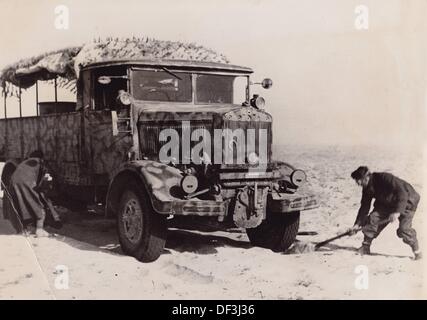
[0,145,426,299]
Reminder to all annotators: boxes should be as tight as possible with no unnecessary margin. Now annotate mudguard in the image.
[106,160,225,216]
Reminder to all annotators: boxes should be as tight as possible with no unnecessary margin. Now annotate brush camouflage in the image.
[0,40,319,262]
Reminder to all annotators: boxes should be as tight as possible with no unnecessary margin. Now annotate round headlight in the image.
[248,152,259,165]
[181,174,198,194]
[250,95,266,109]
[291,169,306,186]
[254,96,265,109]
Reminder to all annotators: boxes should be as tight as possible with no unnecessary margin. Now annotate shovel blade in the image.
[288,241,317,254]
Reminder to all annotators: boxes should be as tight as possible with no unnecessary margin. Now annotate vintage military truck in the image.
[0,48,318,262]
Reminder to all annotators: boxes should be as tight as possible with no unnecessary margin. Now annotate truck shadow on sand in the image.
[48,226,252,257]
[166,229,252,255]
[38,210,254,256]
[2,206,411,260]
[1,205,253,257]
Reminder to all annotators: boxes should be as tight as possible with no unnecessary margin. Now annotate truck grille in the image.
[139,119,272,165]
[139,120,211,162]
[222,119,272,167]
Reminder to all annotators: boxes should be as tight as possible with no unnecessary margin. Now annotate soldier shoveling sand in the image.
[288,166,422,260]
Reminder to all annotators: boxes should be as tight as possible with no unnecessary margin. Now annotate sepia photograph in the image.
[0,0,426,304]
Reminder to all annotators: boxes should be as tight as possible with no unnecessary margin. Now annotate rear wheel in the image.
[117,181,167,262]
[246,211,300,252]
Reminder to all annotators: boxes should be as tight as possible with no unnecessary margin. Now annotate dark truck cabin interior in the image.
[92,66,128,110]
[131,69,193,103]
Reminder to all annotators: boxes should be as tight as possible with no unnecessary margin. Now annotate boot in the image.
[413,249,422,260]
[411,243,422,260]
[357,244,371,255]
[357,237,372,255]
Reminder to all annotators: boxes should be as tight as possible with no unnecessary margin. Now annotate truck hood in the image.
[133,101,272,122]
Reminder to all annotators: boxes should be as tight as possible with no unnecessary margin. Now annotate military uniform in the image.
[355,172,420,252]
[8,157,60,232]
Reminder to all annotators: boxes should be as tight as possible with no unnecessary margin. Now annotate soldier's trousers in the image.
[362,207,419,251]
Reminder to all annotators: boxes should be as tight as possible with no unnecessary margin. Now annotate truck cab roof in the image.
[82,59,253,74]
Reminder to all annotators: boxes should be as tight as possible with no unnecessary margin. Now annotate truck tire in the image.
[117,181,167,262]
[246,211,300,252]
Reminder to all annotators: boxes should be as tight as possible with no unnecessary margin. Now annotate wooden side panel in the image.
[22,117,40,158]
[5,119,21,160]
[57,113,81,163]
[38,115,57,162]
[0,113,91,186]
[56,112,85,185]
[0,119,6,161]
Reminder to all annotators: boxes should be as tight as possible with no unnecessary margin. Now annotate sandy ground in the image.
[0,145,426,300]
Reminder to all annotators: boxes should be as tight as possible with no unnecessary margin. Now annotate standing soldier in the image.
[349,166,422,260]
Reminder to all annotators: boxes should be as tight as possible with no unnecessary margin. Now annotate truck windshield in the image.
[195,74,246,104]
[131,70,247,104]
[132,70,192,102]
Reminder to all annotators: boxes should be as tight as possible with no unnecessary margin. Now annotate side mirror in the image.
[111,111,119,136]
[261,78,273,89]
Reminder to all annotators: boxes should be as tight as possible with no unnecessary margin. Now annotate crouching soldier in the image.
[349,166,422,260]
[7,150,62,237]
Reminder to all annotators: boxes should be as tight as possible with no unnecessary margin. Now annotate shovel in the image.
[291,217,391,254]
[313,227,362,250]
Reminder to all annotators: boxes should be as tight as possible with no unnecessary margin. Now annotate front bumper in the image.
[268,191,319,213]
[152,190,318,216]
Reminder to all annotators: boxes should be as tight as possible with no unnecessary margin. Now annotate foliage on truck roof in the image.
[82,59,252,74]
[0,37,230,96]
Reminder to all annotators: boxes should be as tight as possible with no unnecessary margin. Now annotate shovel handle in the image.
[314,217,390,249]
[314,230,353,249]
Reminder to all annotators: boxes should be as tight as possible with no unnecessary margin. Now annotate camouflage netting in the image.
[0,37,229,97]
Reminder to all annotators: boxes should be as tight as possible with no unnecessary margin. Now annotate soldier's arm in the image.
[354,188,373,226]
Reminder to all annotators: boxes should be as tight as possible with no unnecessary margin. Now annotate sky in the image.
[0,0,426,149]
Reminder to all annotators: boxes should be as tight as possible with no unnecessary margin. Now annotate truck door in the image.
[82,67,133,186]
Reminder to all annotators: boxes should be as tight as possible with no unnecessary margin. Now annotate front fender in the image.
[106,160,183,216]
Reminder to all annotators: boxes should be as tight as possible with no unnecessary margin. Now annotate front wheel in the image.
[117,182,167,262]
[246,211,300,252]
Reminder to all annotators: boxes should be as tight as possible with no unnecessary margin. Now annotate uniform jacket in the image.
[355,172,420,225]
[9,157,48,222]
